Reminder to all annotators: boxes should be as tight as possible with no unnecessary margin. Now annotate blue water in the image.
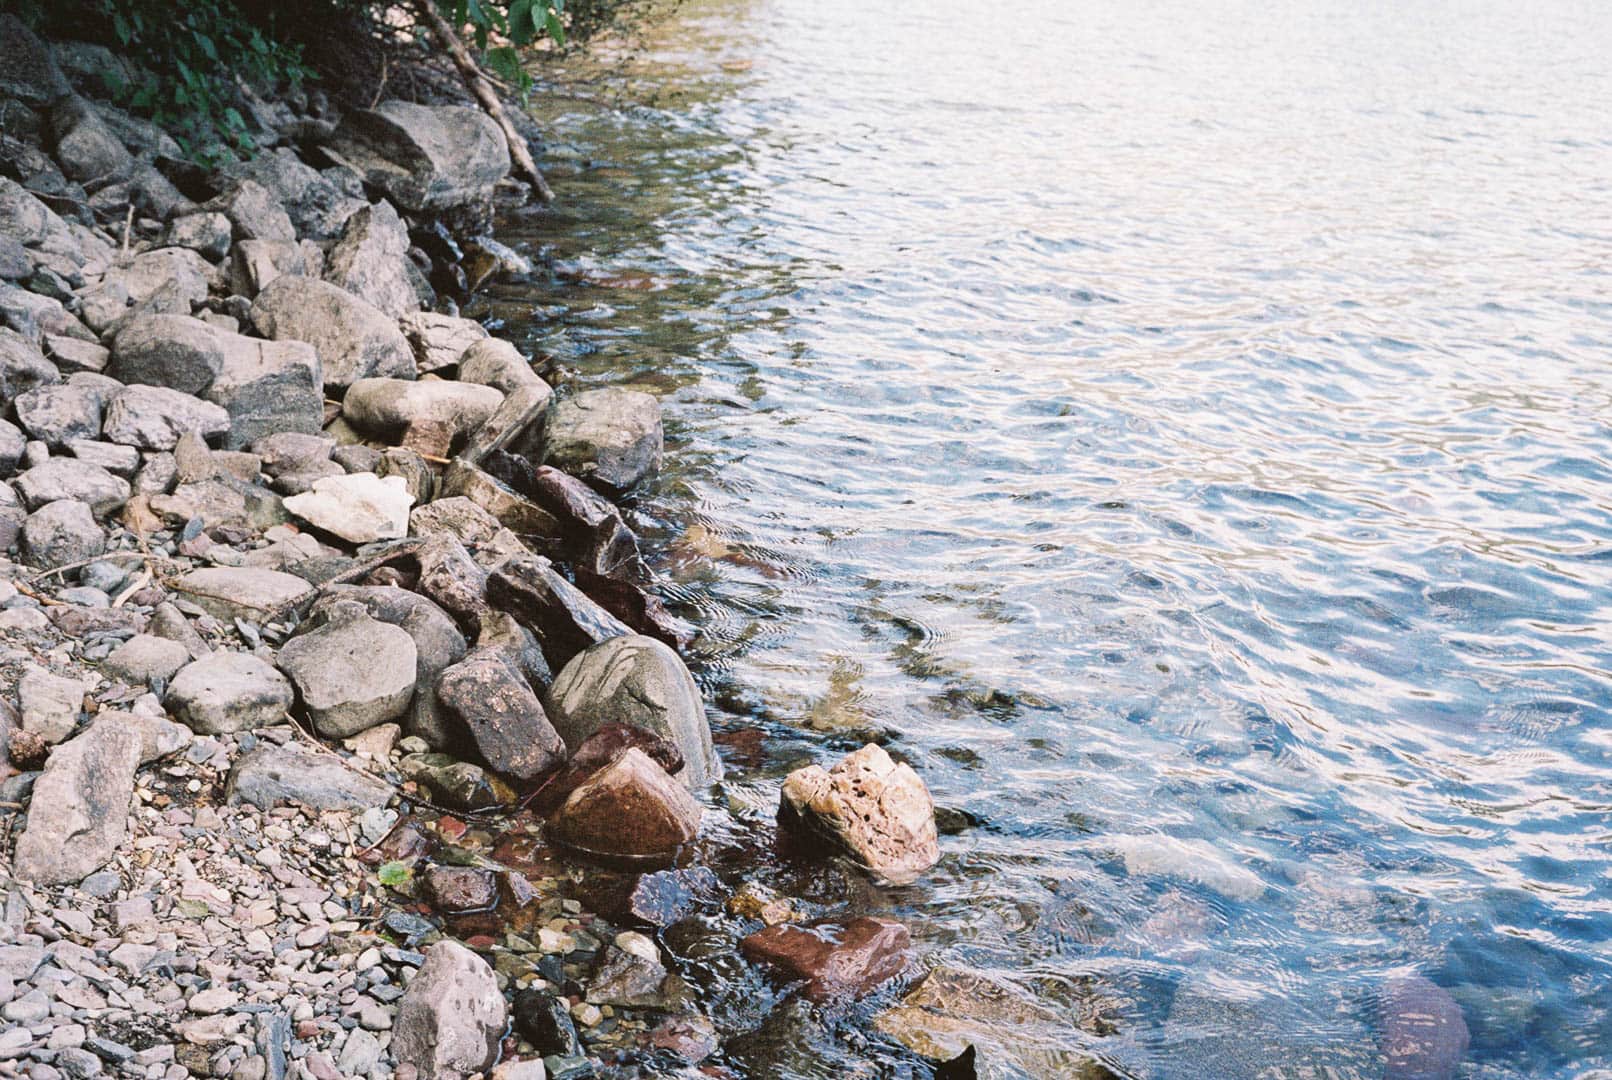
[498,1,1612,1074]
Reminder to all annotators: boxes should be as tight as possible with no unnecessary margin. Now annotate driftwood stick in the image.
[415,2,556,203]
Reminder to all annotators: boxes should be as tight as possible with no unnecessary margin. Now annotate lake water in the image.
[497,1,1612,1075]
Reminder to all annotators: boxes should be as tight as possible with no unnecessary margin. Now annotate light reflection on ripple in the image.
[503,0,1612,1075]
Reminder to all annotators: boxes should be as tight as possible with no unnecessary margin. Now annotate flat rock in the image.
[552,747,701,863]
[741,917,912,1002]
[544,634,718,791]
[400,311,487,374]
[414,534,489,628]
[173,566,314,621]
[276,601,418,738]
[283,472,412,544]
[250,276,413,393]
[166,651,294,734]
[391,940,506,1080]
[342,377,503,458]
[873,966,1084,1078]
[102,633,191,686]
[14,458,129,516]
[542,386,663,494]
[164,210,232,260]
[12,716,142,885]
[102,384,230,451]
[227,743,392,810]
[436,649,565,783]
[407,496,501,546]
[779,743,939,885]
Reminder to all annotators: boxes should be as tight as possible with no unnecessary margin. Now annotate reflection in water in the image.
[492,0,1612,1075]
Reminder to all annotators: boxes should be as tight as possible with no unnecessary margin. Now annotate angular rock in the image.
[0,15,71,105]
[627,866,725,928]
[552,747,701,862]
[400,311,487,374]
[20,498,104,570]
[13,382,100,446]
[407,496,501,546]
[779,743,939,884]
[253,432,335,476]
[376,445,435,504]
[330,102,510,216]
[202,332,323,449]
[0,419,24,473]
[205,179,295,243]
[573,568,691,652]
[391,940,506,1080]
[415,534,489,627]
[12,717,142,884]
[50,96,133,182]
[872,965,1077,1076]
[0,281,79,343]
[342,377,503,458]
[487,554,631,671]
[0,179,78,259]
[323,200,418,318]
[250,276,414,393]
[227,237,304,298]
[102,634,191,686]
[14,458,129,516]
[102,384,230,451]
[108,314,224,394]
[222,148,367,241]
[420,865,498,914]
[284,472,412,544]
[43,334,110,375]
[0,329,59,407]
[528,722,683,814]
[460,383,552,466]
[166,651,294,734]
[277,601,417,738]
[227,744,392,810]
[512,990,582,1058]
[457,338,541,394]
[164,211,232,260]
[173,566,314,620]
[543,634,719,791]
[436,650,565,783]
[586,946,691,1010]
[99,247,210,311]
[543,386,663,494]
[67,438,139,476]
[530,465,646,581]
[440,458,560,536]
[741,917,912,1001]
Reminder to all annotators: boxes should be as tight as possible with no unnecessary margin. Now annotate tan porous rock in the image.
[779,742,939,884]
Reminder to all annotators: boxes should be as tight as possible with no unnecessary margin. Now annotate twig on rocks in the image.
[111,569,152,609]
[12,580,66,607]
[262,539,425,624]
[120,204,134,258]
[27,550,157,585]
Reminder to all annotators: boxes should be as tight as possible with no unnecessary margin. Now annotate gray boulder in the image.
[330,102,510,216]
[323,200,418,318]
[102,384,230,450]
[49,96,133,182]
[14,458,129,516]
[227,744,392,810]
[205,179,296,243]
[167,651,295,734]
[544,634,719,790]
[221,148,367,241]
[13,382,101,446]
[341,377,503,458]
[12,717,142,885]
[99,247,210,311]
[250,275,414,393]
[173,566,314,621]
[201,333,323,450]
[276,601,418,738]
[457,338,542,394]
[391,940,506,1080]
[0,179,79,260]
[437,649,565,783]
[67,439,140,476]
[108,313,224,394]
[0,419,25,473]
[19,498,103,570]
[228,238,305,298]
[543,386,664,494]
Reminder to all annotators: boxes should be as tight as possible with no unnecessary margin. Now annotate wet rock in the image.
[283,472,412,544]
[400,311,487,374]
[544,634,719,791]
[741,917,911,1001]
[391,940,506,1080]
[277,601,418,738]
[324,199,419,318]
[50,95,134,182]
[420,865,498,914]
[404,755,512,810]
[18,665,88,744]
[330,102,510,216]
[166,651,294,734]
[530,465,646,582]
[220,148,366,241]
[1380,975,1469,1080]
[1104,834,1265,902]
[512,990,582,1058]
[650,1016,720,1064]
[552,747,701,862]
[440,458,561,537]
[627,866,726,928]
[20,498,104,569]
[14,382,102,446]
[586,946,692,1010]
[1164,974,1378,1080]
[173,566,314,621]
[779,742,939,884]
[102,634,191,685]
[342,377,503,458]
[873,965,1084,1078]
[14,458,129,516]
[436,649,565,783]
[487,554,632,671]
[227,743,392,810]
[456,338,541,394]
[542,386,663,494]
[108,313,224,395]
[250,275,414,393]
[164,211,231,260]
[0,14,71,104]
[526,722,681,814]
[572,568,691,652]
[203,333,323,449]
[13,716,142,884]
[102,384,230,451]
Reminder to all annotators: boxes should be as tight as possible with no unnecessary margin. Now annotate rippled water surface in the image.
[496,1,1612,1074]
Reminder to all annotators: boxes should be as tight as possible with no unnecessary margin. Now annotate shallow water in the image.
[495,1,1612,1075]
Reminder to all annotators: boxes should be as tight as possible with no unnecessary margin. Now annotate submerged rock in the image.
[551,747,701,862]
[391,940,506,1080]
[1380,975,1468,1080]
[12,717,142,884]
[741,917,912,1002]
[779,742,939,884]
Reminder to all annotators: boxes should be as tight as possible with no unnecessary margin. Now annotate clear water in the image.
[493,1,1612,1075]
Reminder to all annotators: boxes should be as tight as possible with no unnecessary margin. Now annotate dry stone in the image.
[779,743,939,884]
[12,717,142,885]
[391,940,506,1080]
[276,601,418,738]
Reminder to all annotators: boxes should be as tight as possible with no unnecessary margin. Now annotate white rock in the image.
[283,472,412,544]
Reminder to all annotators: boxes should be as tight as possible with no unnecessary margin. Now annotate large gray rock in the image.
[0,15,71,105]
[166,651,294,734]
[108,313,224,394]
[98,247,210,311]
[173,566,314,621]
[102,384,229,451]
[163,211,231,261]
[13,458,129,516]
[283,472,412,544]
[341,377,503,458]
[543,386,664,494]
[391,940,507,1080]
[227,238,305,299]
[250,276,414,393]
[0,179,79,260]
[19,498,103,570]
[543,634,719,791]
[487,554,631,671]
[12,716,142,885]
[323,200,418,318]
[400,311,487,375]
[779,743,938,885]
[201,333,323,450]
[0,282,79,343]
[13,382,101,446]
[49,95,132,182]
[227,744,392,810]
[221,149,367,241]
[330,102,510,216]
[437,650,565,783]
[276,601,418,738]
[205,179,296,243]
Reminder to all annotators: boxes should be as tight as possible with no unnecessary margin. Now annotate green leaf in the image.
[485,46,522,85]
[377,861,413,887]
[509,0,537,44]
[544,8,566,46]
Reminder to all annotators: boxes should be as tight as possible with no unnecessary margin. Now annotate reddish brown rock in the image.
[435,649,566,784]
[486,553,632,671]
[740,917,912,1001]
[1380,975,1468,1080]
[551,747,700,863]
[573,567,692,652]
[358,817,437,866]
[421,865,499,914]
[779,743,939,885]
[527,722,684,813]
[529,465,646,582]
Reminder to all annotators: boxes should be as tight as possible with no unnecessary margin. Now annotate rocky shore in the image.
[0,15,979,1080]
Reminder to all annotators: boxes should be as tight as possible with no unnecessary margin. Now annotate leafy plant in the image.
[444,0,568,98]
[377,861,414,887]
